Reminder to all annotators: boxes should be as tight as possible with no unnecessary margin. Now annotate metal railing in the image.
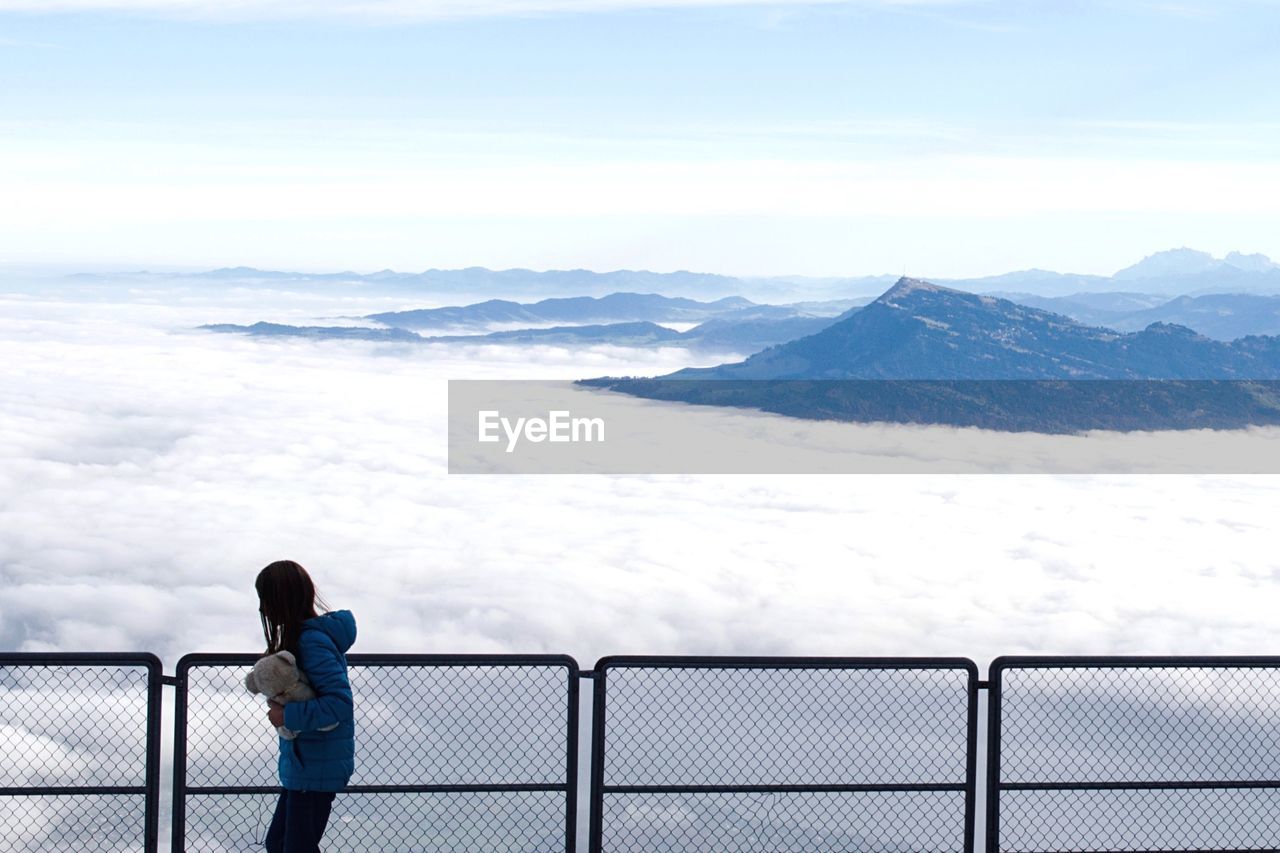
[589,657,978,853]
[0,653,162,853]
[988,656,1280,853]
[6,652,1280,852]
[173,654,579,852]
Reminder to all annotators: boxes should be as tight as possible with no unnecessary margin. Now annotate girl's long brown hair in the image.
[256,560,330,656]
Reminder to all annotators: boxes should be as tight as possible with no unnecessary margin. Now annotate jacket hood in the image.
[303,609,357,653]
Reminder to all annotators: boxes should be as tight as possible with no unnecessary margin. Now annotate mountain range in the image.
[583,278,1280,432]
[199,322,423,342]
[1000,292,1280,341]
[203,284,1280,351]
[1114,248,1278,280]
[656,279,1280,380]
[367,292,761,329]
[202,310,848,353]
[70,247,1280,302]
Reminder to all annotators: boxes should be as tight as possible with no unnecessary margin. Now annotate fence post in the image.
[144,657,164,853]
[565,666,581,853]
[985,666,1003,853]
[170,659,189,852]
[588,668,607,853]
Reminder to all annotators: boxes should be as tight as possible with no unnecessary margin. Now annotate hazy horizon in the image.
[4,244,1276,283]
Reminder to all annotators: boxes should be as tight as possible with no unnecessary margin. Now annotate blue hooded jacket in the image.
[279,609,357,792]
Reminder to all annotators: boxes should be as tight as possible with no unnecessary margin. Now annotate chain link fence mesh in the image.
[0,656,158,853]
[12,653,1280,851]
[992,661,1280,852]
[599,790,966,851]
[176,656,574,852]
[592,660,975,852]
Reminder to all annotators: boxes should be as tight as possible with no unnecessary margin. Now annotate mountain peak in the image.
[1224,250,1277,272]
[875,277,957,303]
[1113,247,1278,280]
[1139,321,1204,338]
[1114,248,1218,280]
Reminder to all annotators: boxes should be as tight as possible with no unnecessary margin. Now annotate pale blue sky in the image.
[1,0,1278,276]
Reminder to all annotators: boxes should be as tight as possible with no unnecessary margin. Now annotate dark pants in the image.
[264,790,337,853]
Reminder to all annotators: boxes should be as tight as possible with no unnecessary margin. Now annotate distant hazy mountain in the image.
[422,315,845,349]
[1114,248,1224,280]
[401,268,746,299]
[67,248,1280,302]
[1103,248,1280,295]
[996,292,1280,341]
[990,292,1172,329]
[677,314,844,351]
[1096,293,1280,340]
[585,278,1280,432]
[1224,251,1279,273]
[202,311,847,352]
[739,274,899,301]
[369,292,755,330]
[1115,247,1278,279]
[199,322,421,342]
[997,291,1170,314]
[1127,267,1280,297]
[423,321,685,346]
[949,269,1112,298]
[781,297,873,315]
[193,266,349,281]
[87,266,754,300]
[151,265,896,301]
[945,250,1280,298]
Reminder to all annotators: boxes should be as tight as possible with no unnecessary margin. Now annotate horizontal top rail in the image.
[177,653,578,666]
[595,655,980,672]
[177,651,581,671]
[0,652,162,669]
[14,653,1280,678]
[992,655,1280,669]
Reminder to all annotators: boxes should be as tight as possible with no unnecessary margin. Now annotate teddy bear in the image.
[244,650,338,740]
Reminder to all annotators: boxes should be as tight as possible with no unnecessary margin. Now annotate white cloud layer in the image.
[2,281,1280,677]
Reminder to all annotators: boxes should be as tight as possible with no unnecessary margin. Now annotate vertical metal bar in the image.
[143,655,163,853]
[963,664,979,853]
[565,662,580,853]
[588,664,608,853]
[170,658,190,852]
[984,661,1004,853]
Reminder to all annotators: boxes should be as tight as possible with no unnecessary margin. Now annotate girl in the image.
[255,560,357,853]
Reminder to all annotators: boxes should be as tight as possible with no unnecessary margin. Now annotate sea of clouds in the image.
[3,280,1280,673]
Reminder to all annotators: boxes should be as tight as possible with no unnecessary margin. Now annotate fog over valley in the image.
[3,278,1279,669]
